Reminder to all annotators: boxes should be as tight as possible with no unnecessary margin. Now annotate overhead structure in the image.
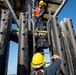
[0,0,67,19]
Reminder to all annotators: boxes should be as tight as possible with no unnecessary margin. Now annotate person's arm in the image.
[51,55,61,70]
[39,9,44,17]
[45,55,61,75]
[32,7,36,16]
[51,58,61,71]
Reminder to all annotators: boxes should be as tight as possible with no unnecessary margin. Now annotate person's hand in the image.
[51,54,61,60]
[36,15,39,17]
[32,10,36,15]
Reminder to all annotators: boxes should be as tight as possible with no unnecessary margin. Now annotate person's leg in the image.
[38,18,44,30]
[33,17,38,30]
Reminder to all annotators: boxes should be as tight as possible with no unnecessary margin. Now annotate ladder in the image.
[31,8,53,67]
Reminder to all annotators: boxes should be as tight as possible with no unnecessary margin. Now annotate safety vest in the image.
[32,69,44,75]
[33,7,41,16]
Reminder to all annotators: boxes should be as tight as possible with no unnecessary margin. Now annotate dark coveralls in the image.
[33,7,44,30]
[30,58,61,75]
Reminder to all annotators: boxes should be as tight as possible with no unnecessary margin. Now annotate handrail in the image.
[29,17,36,54]
[46,9,52,53]
[54,0,67,17]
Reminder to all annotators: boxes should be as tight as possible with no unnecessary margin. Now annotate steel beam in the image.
[0,10,12,75]
[63,18,76,57]
[51,16,66,74]
[10,30,19,43]
[60,21,75,75]
[61,18,76,75]
[17,12,29,75]
[4,0,19,27]
[54,0,67,16]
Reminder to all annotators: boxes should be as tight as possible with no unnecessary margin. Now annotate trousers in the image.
[33,16,44,30]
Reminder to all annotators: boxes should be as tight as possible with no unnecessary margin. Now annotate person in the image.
[32,0,46,30]
[30,52,62,75]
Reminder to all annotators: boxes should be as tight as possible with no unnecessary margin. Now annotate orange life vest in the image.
[33,7,41,16]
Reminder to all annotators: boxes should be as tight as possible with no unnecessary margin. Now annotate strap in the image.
[32,69,44,75]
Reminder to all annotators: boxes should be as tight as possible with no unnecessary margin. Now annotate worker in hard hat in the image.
[32,0,46,30]
[30,52,61,75]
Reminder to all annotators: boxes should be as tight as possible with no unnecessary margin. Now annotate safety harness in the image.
[32,69,44,75]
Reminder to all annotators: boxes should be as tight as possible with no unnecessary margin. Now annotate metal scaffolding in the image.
[0,0,76,75]
[0,10,12,75]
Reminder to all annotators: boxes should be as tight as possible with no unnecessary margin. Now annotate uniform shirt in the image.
[30,58,61,75]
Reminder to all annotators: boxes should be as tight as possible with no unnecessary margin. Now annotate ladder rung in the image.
[12,28,19,32]
[29,30,47,33]
[12,29,47,34]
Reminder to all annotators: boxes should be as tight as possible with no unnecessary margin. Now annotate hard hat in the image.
[31,53,46,68]
[39,0,45,6]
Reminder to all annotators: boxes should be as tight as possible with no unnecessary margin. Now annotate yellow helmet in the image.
[39,0,45,6]
[31,52,46,68]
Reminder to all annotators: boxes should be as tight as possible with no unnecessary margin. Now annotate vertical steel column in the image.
[0,10,12,75]
[51,16,66,74]
[20,0,32,30]
[32,0,35,8]
[30,17,35,54]
[46,10,53,64]
[28,5,32,30]
[35,0,38,6]
[60,21,75,75]
[64,18,76,57]
[20,0,32,12]
[17,12,29,75]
